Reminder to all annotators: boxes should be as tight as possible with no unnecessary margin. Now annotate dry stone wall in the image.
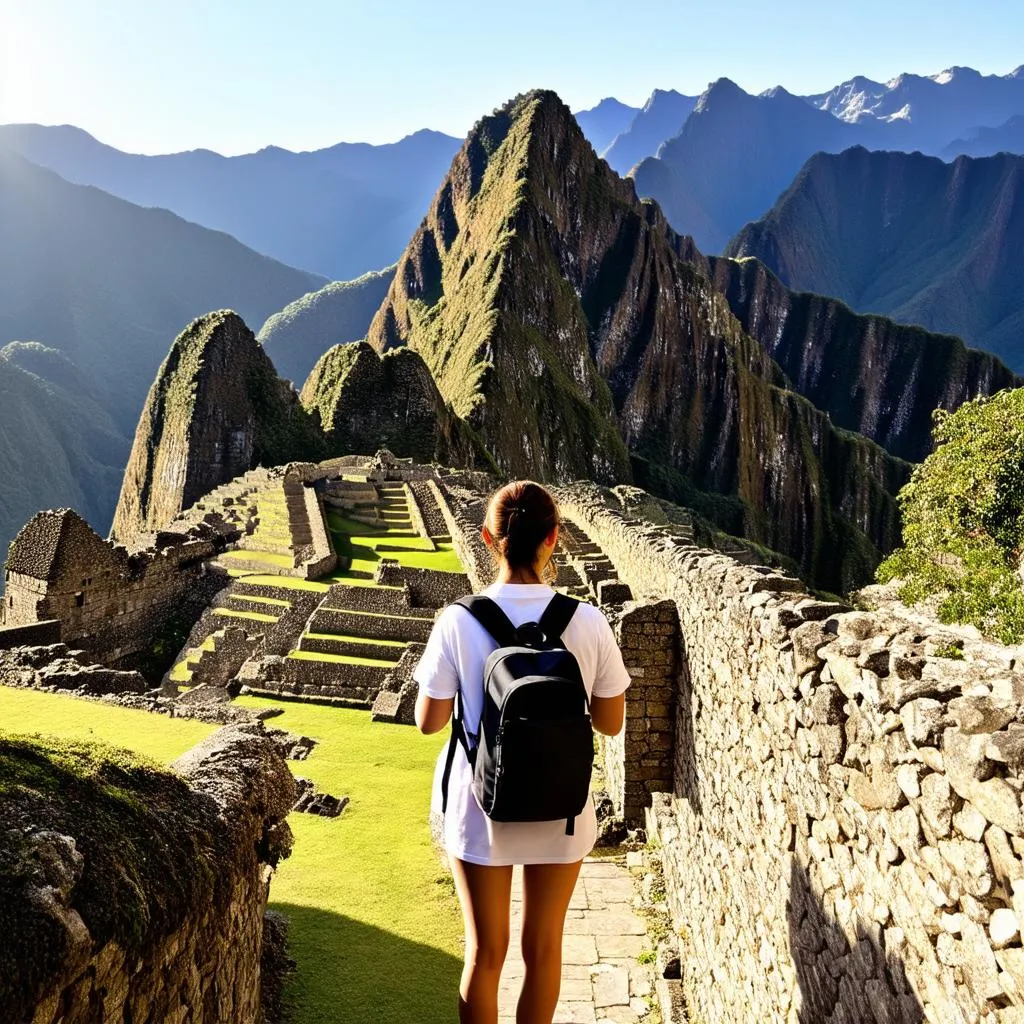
[6,725,295,1024]
[0,619,60,650]
[2,509,230,667]
[604,599,679,825]
[558,483,1024,1024]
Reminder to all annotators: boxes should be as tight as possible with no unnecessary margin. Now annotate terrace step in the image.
[241,687,372,711]
[309,607,434,643]
[297,635,405,661]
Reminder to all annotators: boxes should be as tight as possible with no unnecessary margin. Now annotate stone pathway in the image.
[499,857,655,1024]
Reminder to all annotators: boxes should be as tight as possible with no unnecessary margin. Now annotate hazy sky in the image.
[2,0,1022,155]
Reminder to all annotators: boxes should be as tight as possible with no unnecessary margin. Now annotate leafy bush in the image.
[877,388,1024,643]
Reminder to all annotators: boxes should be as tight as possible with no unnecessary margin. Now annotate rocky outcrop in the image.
[112,310,326,545]
[300,341,485,469]
[724,148,1024,372]
[368,90,909,590]
[1,724,295,1024]
[678,244,1022,463]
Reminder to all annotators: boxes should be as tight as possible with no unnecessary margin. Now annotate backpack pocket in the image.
[477,714,594,823]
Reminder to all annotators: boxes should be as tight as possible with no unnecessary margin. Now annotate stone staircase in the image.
[408,480,452,543]
[557,520,633,606]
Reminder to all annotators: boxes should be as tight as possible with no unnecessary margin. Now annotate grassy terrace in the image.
[174,477,466,703]
[0,688,463,1023]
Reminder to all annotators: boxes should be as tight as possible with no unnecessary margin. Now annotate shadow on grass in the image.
[273,902,462,1024]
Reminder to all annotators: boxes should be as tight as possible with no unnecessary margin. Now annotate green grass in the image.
[231,574,330,592]
[0,688,213,763]
[327,512,387,535]
[168,661,193,683]
[0,687,463,1024]
[232,594,292,608]
[388,545,464,573]
[235,697,462,1023]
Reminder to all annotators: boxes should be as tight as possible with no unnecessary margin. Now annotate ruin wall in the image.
[6,725,295,1024]
[559,484,1024,1024]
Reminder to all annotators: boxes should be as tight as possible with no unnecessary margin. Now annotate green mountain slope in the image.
[675,243,1021,464]
[112,311,325,545]
[0,344,128,554]
[0,151,326,434]
[364,90,913,591]
[725,148,1024,371]
[259,267,395,385]
[300,342,486,468]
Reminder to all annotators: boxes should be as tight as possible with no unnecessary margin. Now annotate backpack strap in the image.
[454,595,519,648]
[538,592,580,643]
[440,692,475,815]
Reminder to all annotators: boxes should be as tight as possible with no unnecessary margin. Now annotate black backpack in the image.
[440,593,594,836]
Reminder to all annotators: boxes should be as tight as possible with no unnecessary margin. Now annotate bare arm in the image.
[590,693,625,736]
[416,692,455,735]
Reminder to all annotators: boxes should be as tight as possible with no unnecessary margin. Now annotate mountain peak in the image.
[111,310,324,544]
[695,78,748,113]
[365,90,909,587]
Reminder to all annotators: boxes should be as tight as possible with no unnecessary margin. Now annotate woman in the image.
[414,480,631,1024]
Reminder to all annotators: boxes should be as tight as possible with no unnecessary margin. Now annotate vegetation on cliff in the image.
[368,89,909,591]
[677,245,1022,464]
[878,388,1024,643]
[112,310,326,544]
[299,341,489,469]
[725,148,1024,371]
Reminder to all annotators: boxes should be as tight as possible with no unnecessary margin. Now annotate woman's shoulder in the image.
[568,598,612,634]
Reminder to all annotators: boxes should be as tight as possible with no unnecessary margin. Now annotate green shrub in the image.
[877,388,1024,644]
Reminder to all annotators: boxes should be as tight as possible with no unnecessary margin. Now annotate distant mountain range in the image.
[0,151,324,550]
[601,90,698,174]
[574,66,1024,253]
[632,79,880,253]
[0,124,461,279]
[725,147,1024,372]
[806,66,1024,152]
[572,98,640,156]
[943,115,1024,158]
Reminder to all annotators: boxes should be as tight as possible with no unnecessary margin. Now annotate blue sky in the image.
[2,0,1022,155]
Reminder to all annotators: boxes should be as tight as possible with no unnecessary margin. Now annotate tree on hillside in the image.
[877,387,1024,644]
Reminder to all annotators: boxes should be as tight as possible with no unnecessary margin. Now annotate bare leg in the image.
[517,860,584,1023]
[451,858,514,1024]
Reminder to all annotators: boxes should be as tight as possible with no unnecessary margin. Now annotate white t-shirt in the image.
[414,582,632,866]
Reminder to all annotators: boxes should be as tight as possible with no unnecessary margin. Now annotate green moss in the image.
[0,732,227,1020]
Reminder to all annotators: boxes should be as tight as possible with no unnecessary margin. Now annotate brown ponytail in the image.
[484,481,560,579]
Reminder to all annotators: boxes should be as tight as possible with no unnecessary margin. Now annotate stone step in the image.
[297,634,405,662]
[241,686,371,711]
[309,608,434,643]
